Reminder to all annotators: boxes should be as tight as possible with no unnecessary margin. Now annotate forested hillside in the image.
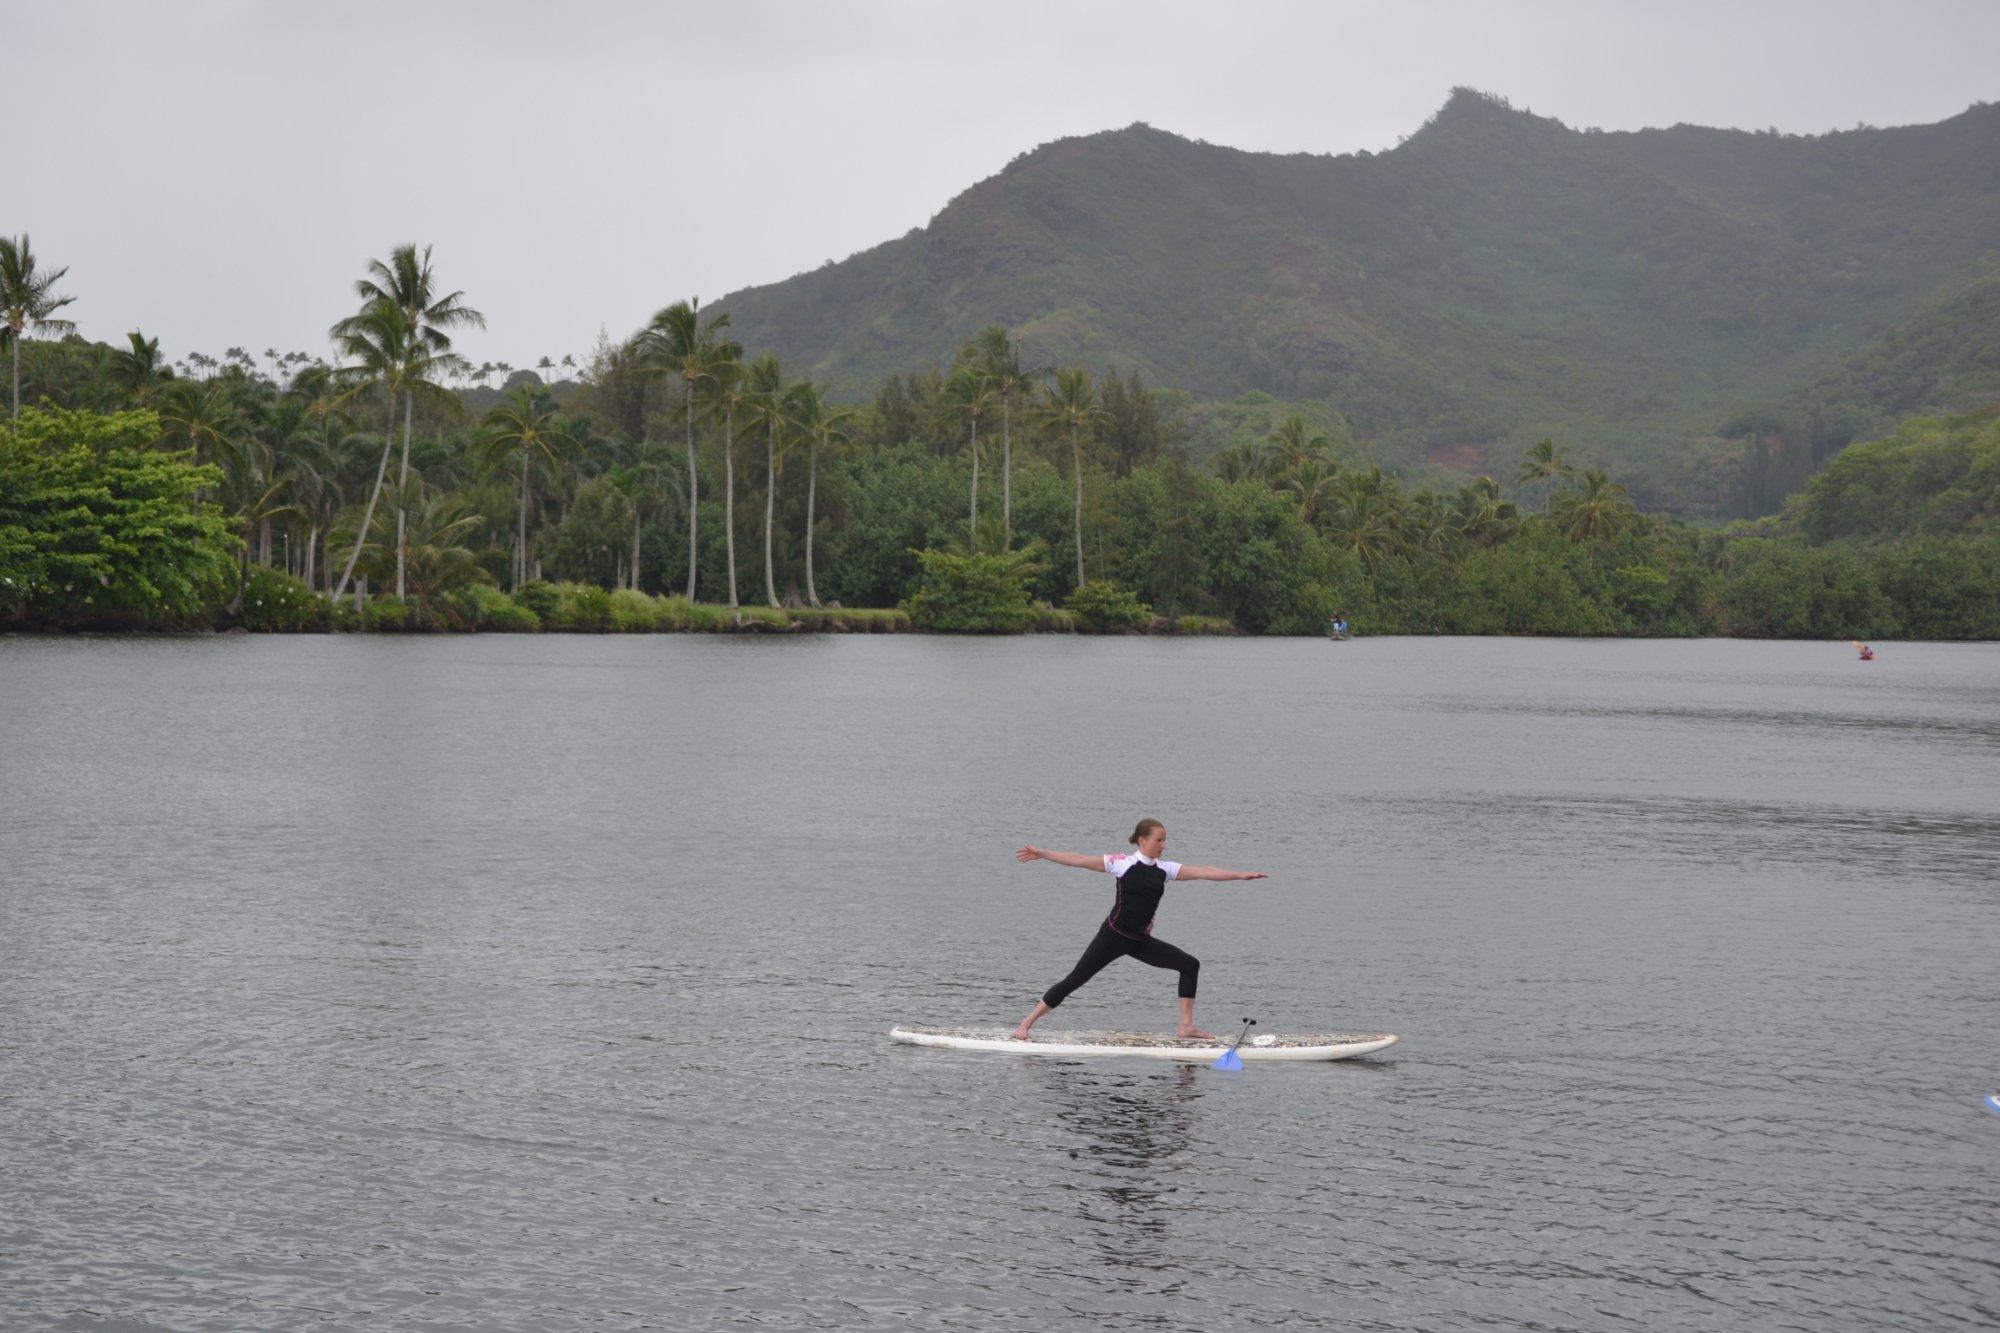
[712,90,2000,513]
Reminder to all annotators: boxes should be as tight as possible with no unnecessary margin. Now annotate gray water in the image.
[2,635,1996,1331]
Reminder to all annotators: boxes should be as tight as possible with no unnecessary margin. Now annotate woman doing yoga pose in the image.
[1011,819,1267,1041]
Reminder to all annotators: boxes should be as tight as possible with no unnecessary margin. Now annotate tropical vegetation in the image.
[3,231,1996,641]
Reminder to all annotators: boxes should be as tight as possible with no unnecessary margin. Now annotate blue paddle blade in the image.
[1985,1094,2000,1117]
[1212,1049,1243,1071]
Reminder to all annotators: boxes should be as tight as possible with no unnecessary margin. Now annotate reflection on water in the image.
[2,635,1997,1331]
[1039,1062,1202,1278]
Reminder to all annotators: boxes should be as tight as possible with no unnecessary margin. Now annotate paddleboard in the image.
[890,1025,1397,1062]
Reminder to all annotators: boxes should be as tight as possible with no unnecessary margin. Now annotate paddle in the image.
[1212,1017,1256,1070]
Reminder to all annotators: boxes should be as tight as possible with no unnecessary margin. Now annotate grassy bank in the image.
[183,574,1238,635]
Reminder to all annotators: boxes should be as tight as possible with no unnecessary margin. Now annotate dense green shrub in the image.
[449,584,540,631]
[551,584,613,632]
[608,588,662,632]
[1194,483,1335,633]
[1712,540,1893,638]
[0,408,236,628]
[653,596,728,631]
[361,597,412,631]
[513,580,562,624]
[903,548,1036,631]
[1027,604,1077,633]
[1869,538,2000,639]
[1066,580,1151,632]
[235,567,329,631]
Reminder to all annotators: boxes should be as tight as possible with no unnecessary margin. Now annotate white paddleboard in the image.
[890,1025,1397,1062]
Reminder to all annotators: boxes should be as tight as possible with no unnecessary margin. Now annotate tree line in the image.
[4,231,1996,638]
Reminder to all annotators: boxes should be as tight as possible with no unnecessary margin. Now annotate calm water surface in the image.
[2,635,1996,1331]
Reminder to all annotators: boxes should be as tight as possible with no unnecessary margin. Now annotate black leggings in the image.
[1042,926,1200,1008]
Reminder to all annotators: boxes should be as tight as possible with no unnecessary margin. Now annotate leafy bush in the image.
[902,548,1037,631]
[608,588,663,632]
[513,580,562,623]
[450,583,540,631]
[361,597,412,632]
[1066,580,1151,632]
[235,566,329,631]
[1711,540,1893,638]
[0,408,236,628]
[1026,603,1077,633]
[654,596,728,631]
[1194,483,1334,633]
[554,584,613,632]
[1870,537,2000,639]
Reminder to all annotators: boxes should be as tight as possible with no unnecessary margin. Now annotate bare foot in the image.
[1178,1027,1217,1041]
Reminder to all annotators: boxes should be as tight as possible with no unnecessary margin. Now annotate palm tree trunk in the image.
[1071,427,1085,587]
[330,431,396,602]
[259,517,272,567]
[723,408,738,610]
[10,335,19,421]
[763,422,779,608]
[631,506,643,592]
[683,384,698,601]
[395,391,412,599]
[305,523,317,590]
[516,443,530,591]
[805,443,820,608]
[969,417,980,551]
[1001,392,1011,548]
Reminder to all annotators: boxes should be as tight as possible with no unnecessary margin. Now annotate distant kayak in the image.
[891,1025,1397,1062]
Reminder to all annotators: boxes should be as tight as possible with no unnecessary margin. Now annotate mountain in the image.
[710,90,2000,510]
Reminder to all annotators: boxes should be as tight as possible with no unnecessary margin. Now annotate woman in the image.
[1011,819,1267,1041]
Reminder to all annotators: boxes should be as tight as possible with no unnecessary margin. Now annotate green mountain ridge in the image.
[710,89,2000,512]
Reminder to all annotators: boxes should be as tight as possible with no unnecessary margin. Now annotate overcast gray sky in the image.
[10,0,1996,373]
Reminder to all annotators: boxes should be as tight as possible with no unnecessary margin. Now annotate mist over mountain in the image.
[712,89,2000,510]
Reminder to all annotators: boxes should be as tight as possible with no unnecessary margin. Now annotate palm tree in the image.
[636,299,739,601]
[741,353,791,607]
[326,302,414,602]
[110,331,170,401]
[1553,469,1633,544]
[152,378,237,465]
[1516,437,1573,510]
[706,357,750,609]
[1451,476,1516,547]
[270,420,338,588]
[1264,416,1331,478]
[330,245,483,599]
[608,432,679,592]
[943,365,995,550]
[1213,441,1265,484]
[1278,457,1342,528]
[973,326,1033,547]
[1037,366,1109,587]
[1330,468,1404,573]
[475,386,576,590]
[786,383,855,607]
[214,435,298,613]
[0,235,78,420]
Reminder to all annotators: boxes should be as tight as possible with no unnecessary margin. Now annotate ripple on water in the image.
[1,636,1997,1330]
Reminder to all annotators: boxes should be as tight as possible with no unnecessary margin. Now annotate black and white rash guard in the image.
[1102,852,1184,938]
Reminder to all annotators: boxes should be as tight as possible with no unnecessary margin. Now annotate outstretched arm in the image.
[1175,865,1268,882]
[1018,846,1106,871]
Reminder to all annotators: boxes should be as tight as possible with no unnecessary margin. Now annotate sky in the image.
[9,0,1997,374]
